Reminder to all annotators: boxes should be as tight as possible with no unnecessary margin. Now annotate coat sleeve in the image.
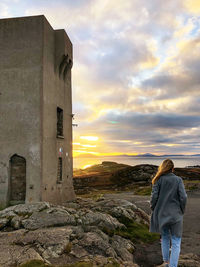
[178,178,187,214]
[150,180,160,211]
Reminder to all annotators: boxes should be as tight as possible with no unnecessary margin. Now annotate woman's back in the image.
[153,173,186,227]
[150,159,187,267]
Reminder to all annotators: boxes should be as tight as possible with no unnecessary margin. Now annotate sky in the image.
[1,0,200,157]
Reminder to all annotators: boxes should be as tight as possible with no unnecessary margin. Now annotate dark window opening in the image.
[57,157,63,182]
[57,107,63,137]
[10,154,26,204]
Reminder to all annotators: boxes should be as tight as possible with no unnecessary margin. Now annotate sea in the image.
[73,156,200,170]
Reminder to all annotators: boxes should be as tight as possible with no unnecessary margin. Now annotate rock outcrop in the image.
[0,198,199,266]
[0,198,152,266]
[73,163,158,193]
[110,165,157,186]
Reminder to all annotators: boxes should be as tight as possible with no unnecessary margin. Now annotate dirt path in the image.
[103,190,200,266]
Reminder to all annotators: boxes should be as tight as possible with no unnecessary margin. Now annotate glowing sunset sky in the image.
[1,0,200,157]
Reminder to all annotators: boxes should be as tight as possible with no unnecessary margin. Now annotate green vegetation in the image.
[186,184,198,190]
[184,180,200,184]
[104,261,120,267]
[19,260,49,267]
[77,189,123,200]
[184,180,200,191]
[0,205,5,211]
[19,260,120,267]
[102,215,159,244]
[59,263,93,267]
[114,217,159,244]
[77,185,152,199]
[133,186,152,196]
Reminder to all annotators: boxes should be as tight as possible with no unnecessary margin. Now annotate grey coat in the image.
[150,172,187,237]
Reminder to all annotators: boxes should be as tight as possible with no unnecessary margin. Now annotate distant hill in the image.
[74,153,200,158]
[106,153,200,158]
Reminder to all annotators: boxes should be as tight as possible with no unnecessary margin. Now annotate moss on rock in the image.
[115,218,159,244]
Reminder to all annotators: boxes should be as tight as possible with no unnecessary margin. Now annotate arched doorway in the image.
[10,154,26,203]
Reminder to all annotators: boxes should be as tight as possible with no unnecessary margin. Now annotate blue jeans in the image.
[161,226,181,267]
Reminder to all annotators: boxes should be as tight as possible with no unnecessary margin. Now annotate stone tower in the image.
[0,15,76,207]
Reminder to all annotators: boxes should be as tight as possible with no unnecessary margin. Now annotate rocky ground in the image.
[0,162,199,267]
[0,191,200,267]
[0,198,153,267]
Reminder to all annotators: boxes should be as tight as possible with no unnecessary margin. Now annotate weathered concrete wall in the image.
[0,15,75,207]
[0,16,43,206]
[41,19,75,203]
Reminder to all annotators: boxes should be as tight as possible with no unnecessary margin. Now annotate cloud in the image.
[0,2,9,17]
[73,107,200,155]
[1,0,200,155]
[184,0,200,14]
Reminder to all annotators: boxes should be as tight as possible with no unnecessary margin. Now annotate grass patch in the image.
[19,260,49,267]
[76,189,123,200]
[133,186,152,196]
[187,185,198,190]
[184,180,200,184]
[184,180,200,190]
[114,218,159,244]
[104,262,120,267]
[61,263,93,267]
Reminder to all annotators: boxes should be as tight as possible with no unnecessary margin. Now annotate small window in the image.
[57,107,63,137]
[57,157,62,182]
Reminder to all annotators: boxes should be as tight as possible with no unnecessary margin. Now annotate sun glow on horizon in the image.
[82,164,92,169]
[73,151,139,157]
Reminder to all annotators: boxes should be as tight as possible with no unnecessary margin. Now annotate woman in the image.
[150,159,187,267]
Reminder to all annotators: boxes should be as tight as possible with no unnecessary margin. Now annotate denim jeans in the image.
[161,226,181,267]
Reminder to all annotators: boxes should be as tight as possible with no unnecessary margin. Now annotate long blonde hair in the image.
[152,159,174,185]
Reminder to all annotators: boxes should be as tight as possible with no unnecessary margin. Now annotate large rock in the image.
[111,235,135,261]
[0,202,50,217]
[22,209,76,230]
[92,198,150,225]
[111,164,157,186]
[78,230,117,258]
[78,210,124,231]
[0,199,152,266]
[0,229,45,266]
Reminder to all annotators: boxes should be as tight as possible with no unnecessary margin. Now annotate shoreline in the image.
[73,157,200,170]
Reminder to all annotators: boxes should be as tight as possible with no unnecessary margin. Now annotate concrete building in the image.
[0,15,76,207]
